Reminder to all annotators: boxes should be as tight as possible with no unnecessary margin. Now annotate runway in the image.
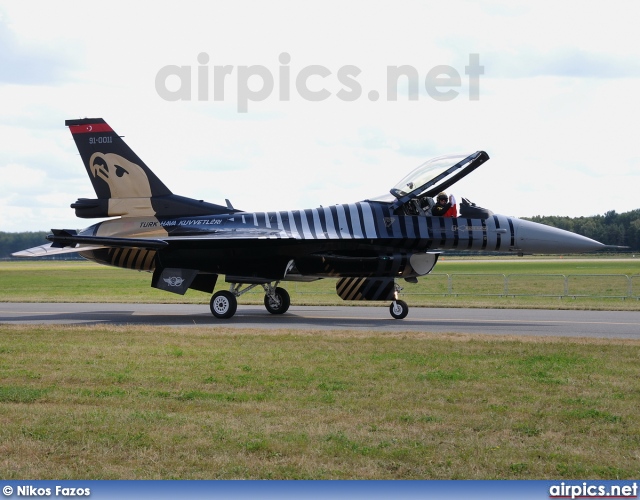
[1,303,639,339]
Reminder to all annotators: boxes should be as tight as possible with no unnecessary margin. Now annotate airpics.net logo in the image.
[155,52,483,112]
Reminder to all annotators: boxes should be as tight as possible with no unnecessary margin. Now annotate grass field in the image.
[1,258,638,310]
[1,258,640,479]
[1,325,639,479]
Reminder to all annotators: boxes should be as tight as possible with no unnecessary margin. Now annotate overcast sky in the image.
[1,0,638,232]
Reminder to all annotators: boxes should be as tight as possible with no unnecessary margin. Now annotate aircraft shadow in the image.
[0,305,539,333]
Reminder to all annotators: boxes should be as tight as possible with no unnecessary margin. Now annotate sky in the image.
[1,0,639,232]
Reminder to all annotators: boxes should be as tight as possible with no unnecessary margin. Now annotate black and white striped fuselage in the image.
[184,202,516,253]
[79,201,518,280]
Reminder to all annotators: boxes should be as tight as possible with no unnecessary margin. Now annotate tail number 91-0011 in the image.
[89,136,113,145]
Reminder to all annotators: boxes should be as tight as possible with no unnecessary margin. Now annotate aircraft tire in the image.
[210,290,237,319]
[389,300,409,320]
[264,287,290,315]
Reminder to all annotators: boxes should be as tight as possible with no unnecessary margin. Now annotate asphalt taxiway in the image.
[1,303,639,339]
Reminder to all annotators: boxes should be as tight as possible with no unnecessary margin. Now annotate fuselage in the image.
[77,201,605,281]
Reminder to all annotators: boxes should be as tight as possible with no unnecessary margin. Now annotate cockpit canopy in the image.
[390,151,488,203]
[368,151,492,218]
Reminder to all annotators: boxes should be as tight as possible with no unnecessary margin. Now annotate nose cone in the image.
[515,218,606,254]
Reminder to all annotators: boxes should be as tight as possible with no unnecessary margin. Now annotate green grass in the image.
[2,259,640,479]
[1,324,639,479]
[1,258,638,310]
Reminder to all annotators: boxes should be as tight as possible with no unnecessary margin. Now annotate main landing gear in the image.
[209,281,290,319]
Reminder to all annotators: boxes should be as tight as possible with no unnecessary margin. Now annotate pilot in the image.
[432,192,457,217]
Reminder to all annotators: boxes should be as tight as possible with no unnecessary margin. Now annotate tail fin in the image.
[65,118,234,218]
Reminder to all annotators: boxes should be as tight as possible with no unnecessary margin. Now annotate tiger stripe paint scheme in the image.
[74,205,510,279]
[83,204,511,250]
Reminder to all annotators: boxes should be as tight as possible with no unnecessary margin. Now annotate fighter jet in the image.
[14,118,611,319]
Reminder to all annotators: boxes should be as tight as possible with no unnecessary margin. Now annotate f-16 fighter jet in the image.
[14,118,611,319]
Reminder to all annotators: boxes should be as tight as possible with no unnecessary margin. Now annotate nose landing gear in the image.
[389,282,409,319]
[389,299,409,319]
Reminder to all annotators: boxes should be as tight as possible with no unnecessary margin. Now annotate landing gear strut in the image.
[389,282,409,319]
[209,281,291,319]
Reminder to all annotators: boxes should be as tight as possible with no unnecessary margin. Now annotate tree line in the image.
[0,231,81,260]
[1,209,639,259]
[523,209,640,252]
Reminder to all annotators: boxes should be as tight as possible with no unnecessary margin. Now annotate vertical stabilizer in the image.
[66,118,234,218]
[66,118,172,200]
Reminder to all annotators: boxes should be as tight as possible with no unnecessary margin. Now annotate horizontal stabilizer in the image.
[47,229,168,250]
[12,243,105,257]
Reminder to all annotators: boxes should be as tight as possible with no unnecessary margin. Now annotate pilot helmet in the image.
[437,192,448,202]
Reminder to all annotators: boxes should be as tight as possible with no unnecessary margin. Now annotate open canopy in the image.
[389,151,489,210]
[366,151,489,209]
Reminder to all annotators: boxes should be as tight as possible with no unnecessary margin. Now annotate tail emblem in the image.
[89,153,152,198]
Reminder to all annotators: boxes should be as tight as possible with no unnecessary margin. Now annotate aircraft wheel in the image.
[389,300,409,320]
[210,290,237,319]
[264,287,290,315]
